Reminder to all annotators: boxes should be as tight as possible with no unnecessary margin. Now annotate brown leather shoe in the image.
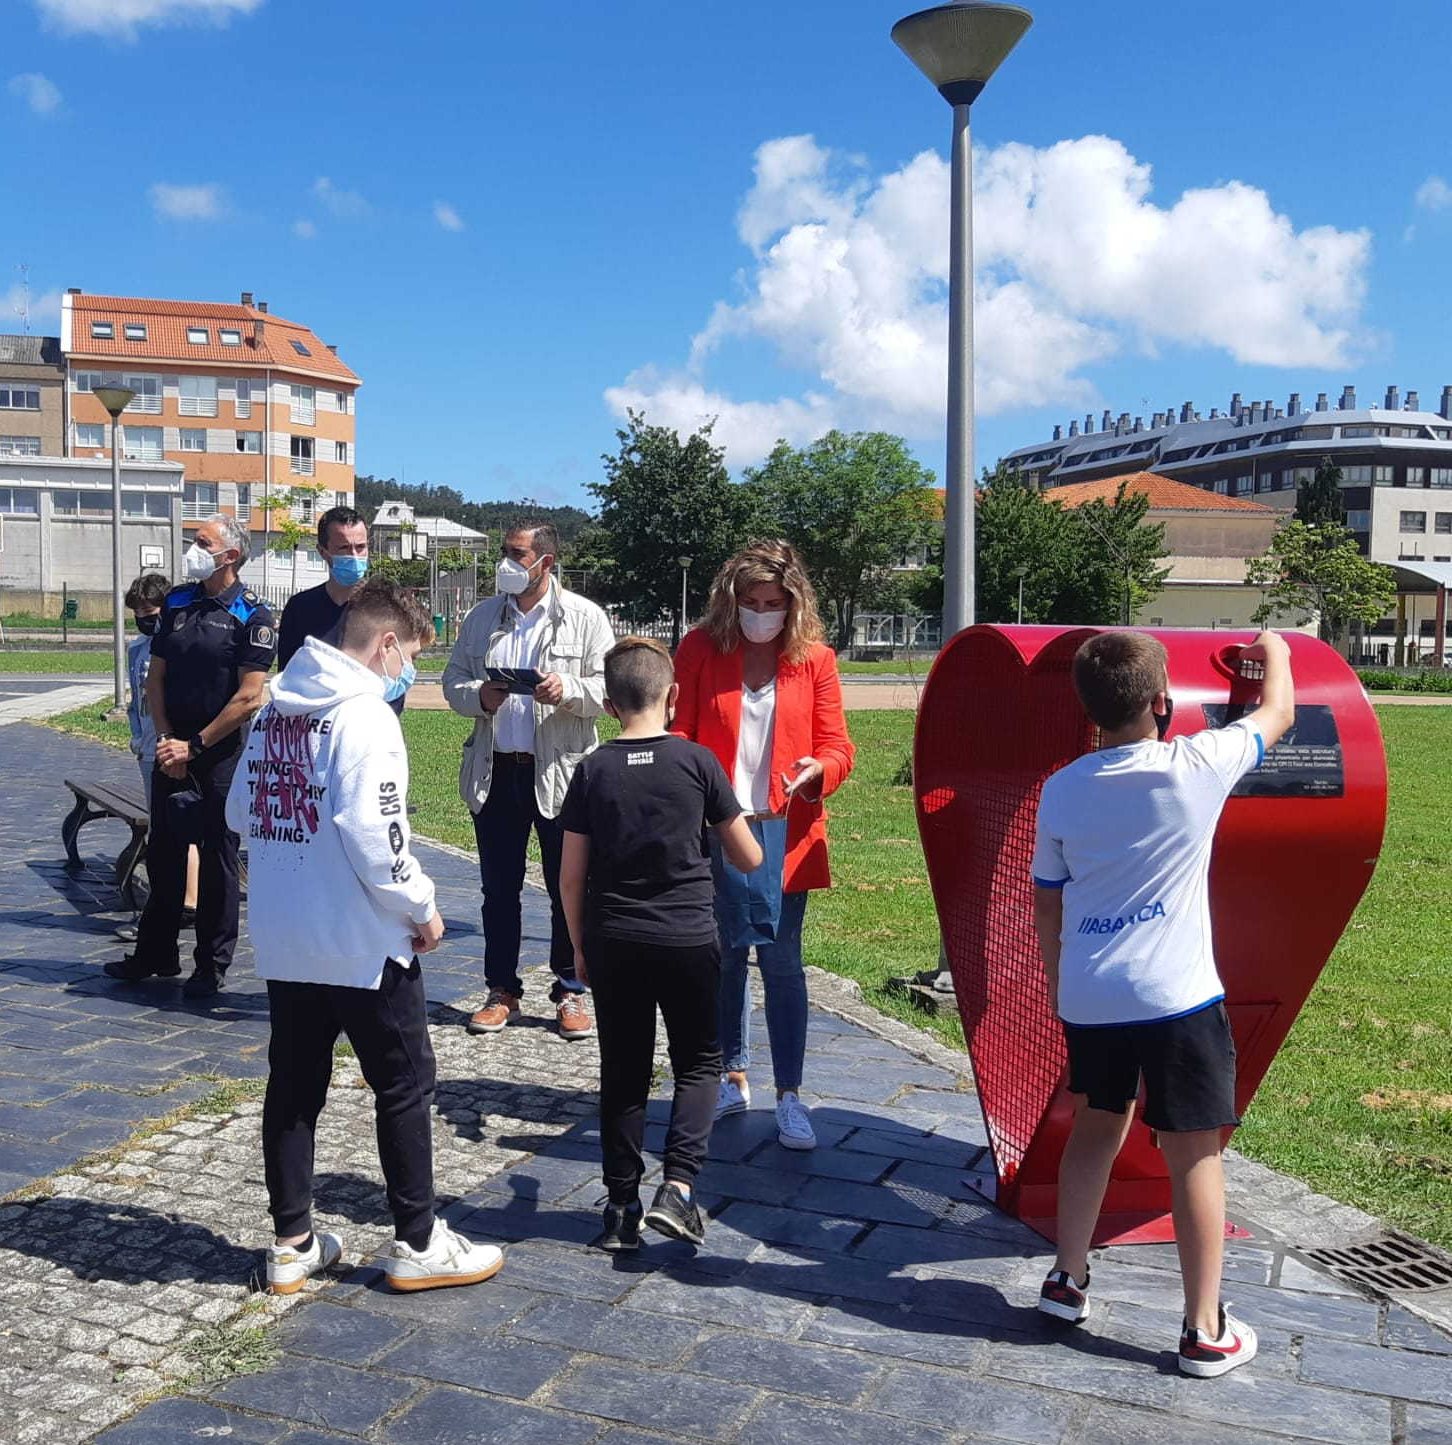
[467,989,521,1035]
[556,994,594,1040]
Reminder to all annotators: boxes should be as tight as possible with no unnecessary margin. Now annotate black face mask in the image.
[136,615,160,637]
[1155,697,1175,741]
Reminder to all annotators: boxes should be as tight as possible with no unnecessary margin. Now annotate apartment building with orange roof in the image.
[60,289,360,597]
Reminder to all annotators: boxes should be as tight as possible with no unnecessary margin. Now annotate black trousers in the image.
[263,959,437,1245]
[473,753,580,999]
[589,934,722,1202]
[134,752,240,976]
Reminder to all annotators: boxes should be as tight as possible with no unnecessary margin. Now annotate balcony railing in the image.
[290,456,315,477]
[183,500,221,520]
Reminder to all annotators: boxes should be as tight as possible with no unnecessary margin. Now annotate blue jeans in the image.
[717,888,809,1093]
[472,754,584,1001]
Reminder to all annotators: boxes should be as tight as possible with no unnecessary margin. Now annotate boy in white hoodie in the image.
[226,579,504,1295]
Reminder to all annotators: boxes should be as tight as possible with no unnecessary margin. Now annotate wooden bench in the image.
[61,779,150,909]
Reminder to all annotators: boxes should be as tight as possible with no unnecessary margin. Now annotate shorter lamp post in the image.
[1015,563,1029,624]
[92,385,137,714]
[677,555,691,643]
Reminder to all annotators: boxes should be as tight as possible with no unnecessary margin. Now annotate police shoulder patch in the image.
[251,624,276,648]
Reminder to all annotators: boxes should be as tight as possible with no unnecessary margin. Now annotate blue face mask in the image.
[330,554,368,587]
[381,642,416,703]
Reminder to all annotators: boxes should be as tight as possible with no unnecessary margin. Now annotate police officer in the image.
[106,515,277,999]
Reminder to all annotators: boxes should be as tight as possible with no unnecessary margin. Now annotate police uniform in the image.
[127,580,277,983]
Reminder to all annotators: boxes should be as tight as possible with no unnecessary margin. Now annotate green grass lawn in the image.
[0,650,114,672]
[837,659,935,675]
[42,699,1452,1246]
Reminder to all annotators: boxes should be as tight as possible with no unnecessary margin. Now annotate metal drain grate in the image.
[1304,1232,1452,1293]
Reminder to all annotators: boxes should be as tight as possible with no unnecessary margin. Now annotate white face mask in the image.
[495,555,542,596]
[738,605,787,644]
[182,541,220,582]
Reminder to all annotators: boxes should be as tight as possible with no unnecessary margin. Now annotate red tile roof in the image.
[1044,471,1273,513]
[66,293,359,385]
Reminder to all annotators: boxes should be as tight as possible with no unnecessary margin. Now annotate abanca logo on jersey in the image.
[1077,901,1168,935]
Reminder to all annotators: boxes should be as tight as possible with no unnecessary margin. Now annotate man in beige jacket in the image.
[443,521,614,1040]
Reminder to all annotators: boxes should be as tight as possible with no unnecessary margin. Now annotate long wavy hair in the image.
[701,539,825,666]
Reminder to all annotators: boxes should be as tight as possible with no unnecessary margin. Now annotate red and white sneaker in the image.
[1037,1267,1091,1323]
[1179,1305,1258,1378]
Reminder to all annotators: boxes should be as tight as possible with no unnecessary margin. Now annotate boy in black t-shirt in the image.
[561,638,763,1249]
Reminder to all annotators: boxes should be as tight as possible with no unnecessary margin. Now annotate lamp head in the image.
[891,2,1032,106]
[92,385,136,419]
[677,555,692,569]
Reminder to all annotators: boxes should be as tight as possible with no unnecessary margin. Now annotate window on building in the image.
[0,383,41,410]
[219,328,241,346]
[1407,467,1427,487]
[124,323,147,342]
[1254,471,1273,492]
[179,428,207,452]
[1212,477,1228,494]
[55,490,110,516]
[0,488,38,515]
[1346,509,1371,531]
[1231,475,1253,496]
[121,492,172,519]
[1374,466,1394,486]
[235,431,261,454]
[334,440,348,464]
[1433,469,1452,488]
[183,482,219,520]
[290,339,311,357]
[123,374,162,414]
[90,321,114,339]
[335,391,348,412]
[1342,465,1373,483]
[289,384,315,425]
[187,327,210,345]
[178,375,218,417]
[289,435,314,475]
[236,484,252,511]
[0,436,41,457]
[75,422,105,449]
[122,426,164,463]
[335,490,349,508]
[1401,511,1428,533]
[1340,425,1377,438]
[1436,513,1452,534]
[71,371,118,394]
[234,378,251,418]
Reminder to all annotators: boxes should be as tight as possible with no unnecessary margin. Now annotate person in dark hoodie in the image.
[226,578,504,1295]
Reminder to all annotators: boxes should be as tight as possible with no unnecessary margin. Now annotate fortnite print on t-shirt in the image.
[1202,703,1344,798]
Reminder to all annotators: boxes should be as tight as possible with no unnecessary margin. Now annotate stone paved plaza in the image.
[0,720,1449,1443]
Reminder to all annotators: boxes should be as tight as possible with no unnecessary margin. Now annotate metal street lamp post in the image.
[677,555,692,644]
[1015,563,1029,625]
[92,385,137,714]
[892,3,1032,640]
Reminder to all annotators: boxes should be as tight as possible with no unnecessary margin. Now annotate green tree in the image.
[1246,519,1396,643]
[1054,483,1171,625]
[746,430,937,649]
[974,464,1070,623]
[1295,456,1346,528]
[590,411,756,642]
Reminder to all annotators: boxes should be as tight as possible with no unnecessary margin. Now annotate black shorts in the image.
[1062,1001,1239,1133]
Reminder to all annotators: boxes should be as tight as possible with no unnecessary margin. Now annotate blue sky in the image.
[5,0,1452,507]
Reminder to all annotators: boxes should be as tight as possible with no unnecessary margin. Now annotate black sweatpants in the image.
[263,959,437,1247]
[588,934,722,1203]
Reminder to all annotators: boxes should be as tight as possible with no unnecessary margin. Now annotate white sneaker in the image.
[385,1220,505,1293]
[776,1092,817,1151]
[265,1231,343,1295]
[716,1076,751,1120]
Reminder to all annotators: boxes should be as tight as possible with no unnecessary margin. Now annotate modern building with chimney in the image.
[59,290,360,599]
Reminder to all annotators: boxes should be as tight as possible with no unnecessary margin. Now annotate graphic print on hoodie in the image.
[225,637,436,990]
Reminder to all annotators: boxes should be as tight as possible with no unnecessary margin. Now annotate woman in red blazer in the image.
[673,539,855,1151]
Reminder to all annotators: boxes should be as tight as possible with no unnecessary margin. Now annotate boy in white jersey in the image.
[1031,629,1293,1378]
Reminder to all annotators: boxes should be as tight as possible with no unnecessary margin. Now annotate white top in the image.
[492,594,550,753]
[1031,718,1265,1027]
[225,639,437,989]
[733,679,777,815]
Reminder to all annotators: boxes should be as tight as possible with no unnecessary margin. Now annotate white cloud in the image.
[292,219,317,240]
[1415,175,1452,212]
[8,72,62,115]
[433,200,466,233]
[149,181,225,220]
[610,133,1372,465]
[2,283,64,330]
[313,176,369,220]
[35,0,262,39]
